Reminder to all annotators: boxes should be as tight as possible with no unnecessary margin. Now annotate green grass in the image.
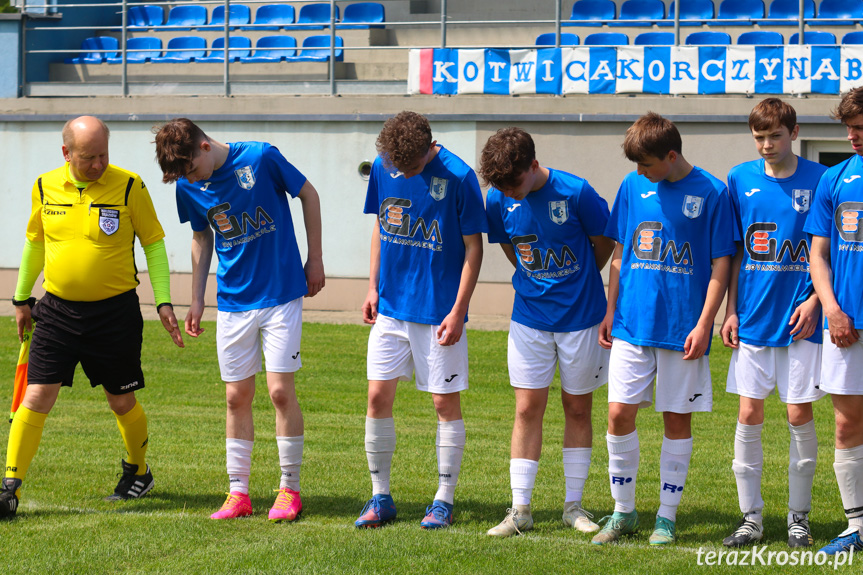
[0,317,851,573]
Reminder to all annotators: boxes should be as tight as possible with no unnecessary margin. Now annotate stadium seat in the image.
[296,3,340,29]
[535,32,580,46]
[150,36,207,63]
[242,4,294,30]
[204,5,251,30]
[843,31,863,45]
[788,31,836,45]
[128,5,163,28]
[197,36,252,63]
[584,32,629,45]
[240,36,298,62]
[815,0,863,26]
[162,5,207,30]
[565,0,615,27]
[736,30,783,44]
[611,0,665,26]
[659,0,715,25]
[634,31,675,45]
[106,36,162,63]
[685,31,732,45]
[339,3,385,29]
[289,34,344,61]
[716,0,765,25]
[65,36,118,64]
[764,0,815,24]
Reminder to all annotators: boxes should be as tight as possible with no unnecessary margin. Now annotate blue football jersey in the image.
[363,146,488,325]
[175,142,308,312]
[604,167,737,352]
[729,157,826,346]
[804,153,863,329]
[486,168,609,332]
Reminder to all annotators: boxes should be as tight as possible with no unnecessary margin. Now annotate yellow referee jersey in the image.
[26,163,165,302]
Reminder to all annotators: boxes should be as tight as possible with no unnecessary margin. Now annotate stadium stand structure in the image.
[242,4,296,30]
[106,36,162,63]
[203,4,251,30]
[634,31,675,44]
[686,30,732,44]
[127,5,163,28]
[814,0,863,25]
[736,30,784,44]
[844,31,863,44]
[535,32,580,46]
[339,3,385,29]
[241,35,298,62]
[716,0,765,25]
[149,35,206,63]
[584,31,629,45]
[65,36,117,63]
[293,35,344,61]
[161,4,208,30]
[565,0,616,26]
[197,36,252,63]
[611,0,665,26]
[788,30,837,44]
[296,3,340,29]
[764,0,815,24]
[659,0,715,25]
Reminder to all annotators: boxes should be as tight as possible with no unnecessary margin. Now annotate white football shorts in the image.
[216,298,303,382]
[821,330,863,395]
[367,313,469,394]
[726,339,824,404]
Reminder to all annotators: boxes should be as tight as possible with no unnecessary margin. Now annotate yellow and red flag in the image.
[9,328,32,423]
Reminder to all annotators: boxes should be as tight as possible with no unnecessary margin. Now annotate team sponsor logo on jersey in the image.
[682,195,704,219]
[507,203,521,212]
[640,191,656,198]
[44,209,66,216]
[631,221,694,269]
[792,189,812,214]
[835,202,863,243]
[549,201,569,225]
[99,208,120,235]
[234,165,256,190]
[200,182,211,191]
[744,222,809,263]
[378,197,442,251]
[843,175,862,184]
[207,202,276,242]
[745,188,761,197]
[512,234,579,276]
[429,177,448,201]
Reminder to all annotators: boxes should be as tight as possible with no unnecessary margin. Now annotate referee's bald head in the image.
[62,116,110,151]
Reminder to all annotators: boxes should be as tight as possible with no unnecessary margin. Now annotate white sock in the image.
[835,444,863,533]
[607,431,639,514]
[788,420,817,515]
[731,422,764,520]
[226,437,253,495]
[657,436,693,522]
[511,458,539,506]
[365,417,396,496]
[276,435,303,492]
[563,447,591,505]
[434,419,465,504]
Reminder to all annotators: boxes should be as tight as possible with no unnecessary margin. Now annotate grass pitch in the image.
[0,317,851,573]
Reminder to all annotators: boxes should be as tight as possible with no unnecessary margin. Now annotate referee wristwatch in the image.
[12,297,36,308]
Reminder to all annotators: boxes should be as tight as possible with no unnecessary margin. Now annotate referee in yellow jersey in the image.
[0,116,184,518]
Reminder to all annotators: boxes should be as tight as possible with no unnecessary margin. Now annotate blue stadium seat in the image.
[659,0,715,25]
[844,31,863,45]
[685,31,732,45]
[240,36,298,62]
[634,31,675,45]
[65,36,118,64]
[339,3,385,29]
[535,32,580,46]
[289,34,344,61]
[788,31,836,45]
[565,0,616,27]
[815,0,863,26]
[150,36,207,63]
[736,30,783,44]
[128,5,163,28]
[106,37,162,63]
[611,0,665,26]
[764,0,815,25]
[197,36,252,62]
[297,3,340,29]
[204,4,251,30]
[584,32,629,45]
[242,4,295,30]
[716,0,765,25]
[162,5,207,30]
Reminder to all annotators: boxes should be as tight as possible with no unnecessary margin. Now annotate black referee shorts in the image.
[29,289,145,395]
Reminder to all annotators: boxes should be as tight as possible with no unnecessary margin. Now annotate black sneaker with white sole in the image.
[0,477,22,519]
[105,460,154,501]
[788,513,813,548]
[722,516,764,547]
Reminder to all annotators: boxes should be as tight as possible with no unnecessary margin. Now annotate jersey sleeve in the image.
[575,180,610,237]
[710,186,737,259]
[604,178,629,244]
[363,158,382,216]
[726,170,744,243]
[128,176,166,246]
[485,189,508,244]
[25,178,44,242]
[803,172,834,238]
[263,144,307,198]
[456,169,489,236]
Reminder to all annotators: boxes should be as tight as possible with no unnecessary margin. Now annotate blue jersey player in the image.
[720,98,826,549]
[805,88,863,556]
[356,111,486,530]
[593,113,735,546]
[481,128,615,538]
[153,118,324,523]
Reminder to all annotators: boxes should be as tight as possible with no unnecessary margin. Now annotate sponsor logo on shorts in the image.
[689,393,702,402]
[120,381,139,391]
[444,374,458,382]
[292,352,300,360]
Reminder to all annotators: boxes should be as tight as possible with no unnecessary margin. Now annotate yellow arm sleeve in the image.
[142,238,172,307]
[14,239,45,301]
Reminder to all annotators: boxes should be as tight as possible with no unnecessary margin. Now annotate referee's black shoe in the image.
[0,477,22,519]
[105,460,154,501]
